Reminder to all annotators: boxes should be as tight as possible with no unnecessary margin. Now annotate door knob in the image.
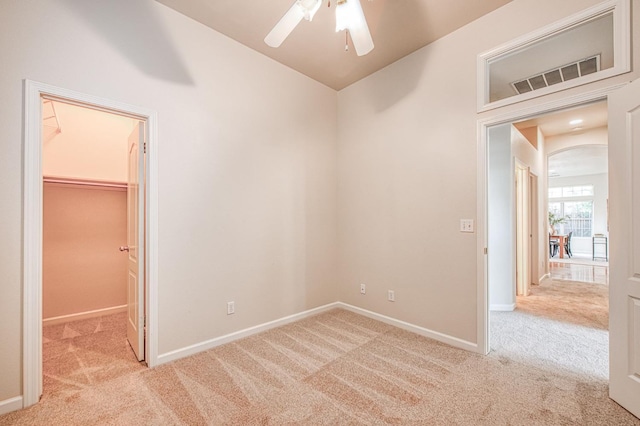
[119,246,130,252]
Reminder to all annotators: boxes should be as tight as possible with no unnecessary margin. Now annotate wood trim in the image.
[476,0,630,112]
[23,79,43,408]
[157,302,477,366]
[157,303,342,365]
[476,81,629,363]
[43,176,127,189]
[23,79,159,407]
[339,303,478,352]
[490,303,516,312]
[43,305,127,326]
[0,396,23,416]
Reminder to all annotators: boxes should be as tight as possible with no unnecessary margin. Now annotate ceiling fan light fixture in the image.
[265,0,373,56]
[335,0,357,32]
[334,0,374,56]
[299,0,322,21]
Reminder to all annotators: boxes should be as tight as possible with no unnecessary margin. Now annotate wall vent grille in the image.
[511,55,601,95]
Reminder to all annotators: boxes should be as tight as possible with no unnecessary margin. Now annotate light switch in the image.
[460,219,474,233]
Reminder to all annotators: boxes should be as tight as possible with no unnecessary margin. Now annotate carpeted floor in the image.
[491,278,609,384]
[40,312,145,399]
[1,279,638,425]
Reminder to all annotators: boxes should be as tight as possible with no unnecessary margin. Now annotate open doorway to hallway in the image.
[488,100,610,383]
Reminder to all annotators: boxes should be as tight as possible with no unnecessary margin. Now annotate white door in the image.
[126,122,145,361]
[609,78,640,418]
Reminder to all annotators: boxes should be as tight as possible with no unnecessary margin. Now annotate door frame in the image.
[515,160,530,297]
[476,82,625,355]
[22,80,159,407]
[529,172,539,286]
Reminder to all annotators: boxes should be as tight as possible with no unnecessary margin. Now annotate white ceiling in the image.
[515,101,608,138]
[514,101,609,178]
[548,145,608,178]
[155,0,512,90]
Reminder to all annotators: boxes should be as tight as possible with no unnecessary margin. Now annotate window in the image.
[563,201,593,237]
[549,185,593,198]
[549,185,594,237]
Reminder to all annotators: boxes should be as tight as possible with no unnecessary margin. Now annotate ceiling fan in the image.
[264,0,374,57]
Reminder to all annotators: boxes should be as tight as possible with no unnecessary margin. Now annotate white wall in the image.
[337,0,639,343]
[488,125,515,310]
[0,0,337,403]
[488,125,546,310]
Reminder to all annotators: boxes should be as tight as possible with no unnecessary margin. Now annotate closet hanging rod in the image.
[43,176,126,189]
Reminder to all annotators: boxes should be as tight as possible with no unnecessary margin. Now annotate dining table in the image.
[551,234,567,258]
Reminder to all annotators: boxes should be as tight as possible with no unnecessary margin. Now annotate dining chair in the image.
[549,234,559,258]
[564,231,573,258]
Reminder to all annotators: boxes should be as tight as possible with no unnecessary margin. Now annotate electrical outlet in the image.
[388,290,395,302]
[360,283,366,294]
[227,301,235,315]
[460,219,474,233]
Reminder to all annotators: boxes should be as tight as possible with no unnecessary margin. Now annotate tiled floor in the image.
[549,257,609,285]
[549,262,609,285]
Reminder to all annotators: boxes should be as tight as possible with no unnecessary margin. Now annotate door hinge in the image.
[143,141,147,154]
[484,247,488,255]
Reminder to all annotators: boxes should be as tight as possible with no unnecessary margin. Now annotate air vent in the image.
[511,55,601,95]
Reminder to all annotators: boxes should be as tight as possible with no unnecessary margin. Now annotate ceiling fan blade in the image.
[264,2,305,48]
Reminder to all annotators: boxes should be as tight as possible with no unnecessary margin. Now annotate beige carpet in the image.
[2,285,638,425]
[492,278,609,384]
[39,312,145,400]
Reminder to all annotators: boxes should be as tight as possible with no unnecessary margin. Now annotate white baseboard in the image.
[157,301,480,366]
[43,305,127,326]
[157,302,341,365]
[490,303,516,311]
[539,273,550,282]
[0,396,23,415]
[336,303,477,352]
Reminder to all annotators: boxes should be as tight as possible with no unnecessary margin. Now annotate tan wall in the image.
[43,183,127,319]
[43,101,136,183]
[0,0,337,402]
[337,0,640,343]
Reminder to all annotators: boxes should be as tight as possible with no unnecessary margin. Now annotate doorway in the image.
[485,99,611,379]
[23,80,159,408]
[41,99,144,397]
